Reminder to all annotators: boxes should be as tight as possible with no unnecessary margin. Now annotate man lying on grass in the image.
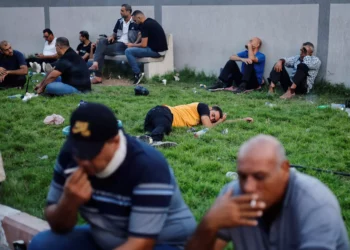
[186,134,349,250]
[138,102,253,148]
[29,103,196,250]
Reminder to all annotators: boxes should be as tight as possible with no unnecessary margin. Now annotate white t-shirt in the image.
[43,37,57,56]
[117,19,131,44]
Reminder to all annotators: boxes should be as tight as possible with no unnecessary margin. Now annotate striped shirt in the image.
[47,133,196,249]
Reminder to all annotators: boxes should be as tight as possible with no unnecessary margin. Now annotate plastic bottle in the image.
[330,103,345,110]
[265,102,276,107]
[226,171,238,180]
[194,128,209,138]
[8,94,22,99]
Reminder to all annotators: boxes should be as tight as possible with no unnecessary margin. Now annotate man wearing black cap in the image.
[29,103,196,250]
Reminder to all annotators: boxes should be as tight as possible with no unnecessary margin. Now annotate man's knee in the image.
[98,37,108,46]
[297,63,309,73]
[28,230,53,250]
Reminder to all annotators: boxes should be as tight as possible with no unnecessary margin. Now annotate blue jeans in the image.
[125,47,161,74]
[45,77,80,95]
[29,225,180,250]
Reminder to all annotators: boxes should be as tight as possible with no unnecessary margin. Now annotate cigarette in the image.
[64,167,79,175]
[250,199,257,208]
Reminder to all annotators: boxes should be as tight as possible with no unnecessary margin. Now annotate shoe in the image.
[33,62,41,73]
[133,72,144,85]
[42,62,46,72]
[45,63,53,73]
[207,79,225,90]
[136,135,153,144]
[233,83,247,94]
[29,62,34,68]
[90,77,102,84]
[151,141,178,148]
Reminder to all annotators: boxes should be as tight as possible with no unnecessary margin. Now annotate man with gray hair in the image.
[35,37,91,95]
[0,40,28,89]
[186,134,349,250]
[268,42,321,99]
[89,4,140,84]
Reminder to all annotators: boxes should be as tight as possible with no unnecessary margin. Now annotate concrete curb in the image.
[0,205,49,250]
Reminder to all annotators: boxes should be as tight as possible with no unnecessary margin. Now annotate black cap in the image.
[67,103,119,160]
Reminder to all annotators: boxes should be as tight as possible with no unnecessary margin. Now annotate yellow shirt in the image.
[165,103,201,127]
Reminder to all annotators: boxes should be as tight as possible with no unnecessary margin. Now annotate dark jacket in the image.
[113,18,139,43]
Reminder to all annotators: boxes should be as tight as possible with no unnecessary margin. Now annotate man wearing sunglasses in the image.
[26,28,58,71]
[267,42,321,99]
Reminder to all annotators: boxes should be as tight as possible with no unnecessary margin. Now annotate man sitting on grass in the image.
[29,103,197,250]
[34,37,91,95]
[186,134,349,250]
[139,102,253,148]
[0,40,28,89]
[268,42,321,99]
[208,37,265,93]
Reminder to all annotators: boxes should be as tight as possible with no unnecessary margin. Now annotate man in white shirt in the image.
[26,28,58,71]
[89,4,140,84]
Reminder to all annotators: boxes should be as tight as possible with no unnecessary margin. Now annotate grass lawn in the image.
[0,71,350,239]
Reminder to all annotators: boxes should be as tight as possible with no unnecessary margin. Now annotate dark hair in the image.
[132,10,144,16]
[43,28,53,35]
[56,37,70,47]
[211,105,223,119]
[79,30,89,40]
[303,42,314,48]
[122,4,132,14]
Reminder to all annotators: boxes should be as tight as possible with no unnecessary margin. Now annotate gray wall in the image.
[0,0,349,86]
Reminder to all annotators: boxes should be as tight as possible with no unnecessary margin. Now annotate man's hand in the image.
[0,72,8,82]
[108,36,115,44]
[221,113,227,122]
[241,58,253,65]
[125,43,134,48]
[0,67,6,74]
[62,168,92,208]
[91,42,96,49]
[36,53,45,59]
[205,189,265,230]
[243,117,254,123]
[274,60,283,72]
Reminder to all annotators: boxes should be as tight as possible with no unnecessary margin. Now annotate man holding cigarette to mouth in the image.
[186,135,349,250]
[29,103,196,250]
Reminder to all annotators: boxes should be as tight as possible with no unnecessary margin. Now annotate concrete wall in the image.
[0,0,349,86]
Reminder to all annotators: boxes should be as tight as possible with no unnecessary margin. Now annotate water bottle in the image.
[226,171,238,180]
[194,128,209,138]
[8,94,22,99]
[330,103,345,111]
[265,102,276,108]
[78,100,88,107]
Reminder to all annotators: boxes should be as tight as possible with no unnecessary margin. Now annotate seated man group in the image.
[28,104,349,250]
[89,4,168,85]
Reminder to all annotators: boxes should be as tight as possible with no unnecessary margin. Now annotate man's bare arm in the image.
[82,53,90,61]
[186,217,219,250]
[7,65,28,75]
[201,114,227,128]
[247,44,258,63]
[114,237,155,250]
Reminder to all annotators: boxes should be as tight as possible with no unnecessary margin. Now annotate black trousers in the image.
[144,106,173,141]
[219,60,259,89]
[269,63,308,94]
[26,58,57,70]
[0,75,26,89]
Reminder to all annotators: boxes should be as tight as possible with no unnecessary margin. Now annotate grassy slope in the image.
[0,73,349,239]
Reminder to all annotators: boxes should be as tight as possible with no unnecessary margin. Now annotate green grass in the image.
[0,71,350,240]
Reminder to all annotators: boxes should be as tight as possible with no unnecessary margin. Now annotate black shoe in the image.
[151,141,178,148]
[207,79,225,90]
[233,83,247,94]
[133,72,144,85]
[136,135,153,144]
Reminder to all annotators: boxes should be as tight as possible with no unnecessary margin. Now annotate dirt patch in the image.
[97,77,133,86]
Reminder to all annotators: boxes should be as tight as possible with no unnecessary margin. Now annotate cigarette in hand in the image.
[250,199,257,208]
[64,167,79,175]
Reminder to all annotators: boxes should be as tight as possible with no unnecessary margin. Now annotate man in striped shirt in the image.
[29,103,196,250]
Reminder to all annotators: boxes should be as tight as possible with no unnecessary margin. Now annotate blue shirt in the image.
[237,50,265,84]
[217,170,349,250]
[0,50,26,70]
[47,132,196,250]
